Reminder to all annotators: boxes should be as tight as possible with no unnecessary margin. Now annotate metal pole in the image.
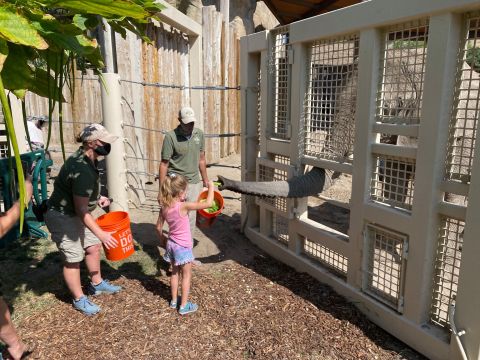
[98,18,116,73]
[100,73,129,211]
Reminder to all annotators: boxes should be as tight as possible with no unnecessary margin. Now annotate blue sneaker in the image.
[73,296,100,316]
[179,301,198,315]
[88,279,122,296]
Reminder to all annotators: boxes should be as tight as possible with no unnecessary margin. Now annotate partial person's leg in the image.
[63,262,84,300]
[170,265,180,303]
[45,210,87,299]
[186,182,202,236]
[0,297,26,360]
[179,262,192,308]
[84,244,102,285]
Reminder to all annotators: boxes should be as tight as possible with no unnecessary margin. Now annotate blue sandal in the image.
[178,301,198,315]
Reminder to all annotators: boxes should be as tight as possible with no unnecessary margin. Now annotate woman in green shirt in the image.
[45,124,122,316]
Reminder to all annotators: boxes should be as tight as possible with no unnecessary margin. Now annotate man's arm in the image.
[199,151,209,188]
[158,160,169,189]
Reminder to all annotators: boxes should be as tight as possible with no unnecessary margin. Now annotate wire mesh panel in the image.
[303,237,348,278]
[445,14,480,184]
[377,19,429,126]
[371,154,416,211]
[430,217,464,330]
[269,27,291,140]
[272,213,289,245]
[304,34,359,162]
[364,224,407,312]
[257,158,289,213]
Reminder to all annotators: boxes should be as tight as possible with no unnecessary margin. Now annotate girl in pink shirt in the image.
[157,173,214,315]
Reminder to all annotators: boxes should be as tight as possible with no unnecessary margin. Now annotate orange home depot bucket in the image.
[96,211,135,261]
[196,190,224,228]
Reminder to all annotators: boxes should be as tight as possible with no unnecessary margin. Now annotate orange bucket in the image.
[196,190,224,228]
[96,211,135,261]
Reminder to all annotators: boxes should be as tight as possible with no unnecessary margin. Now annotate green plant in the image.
[0,0,165,231]
[466,46,480,73]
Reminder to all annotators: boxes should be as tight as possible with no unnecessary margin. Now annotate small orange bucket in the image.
[196,190,224,228]
[96,211,135,261]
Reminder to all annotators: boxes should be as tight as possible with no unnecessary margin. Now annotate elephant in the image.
[219,48,425,200]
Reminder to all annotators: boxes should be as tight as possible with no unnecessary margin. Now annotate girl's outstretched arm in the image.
[182,181,215,212]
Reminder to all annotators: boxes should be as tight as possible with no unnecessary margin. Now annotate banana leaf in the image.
[0,5,48,49]
[43,0,164,20]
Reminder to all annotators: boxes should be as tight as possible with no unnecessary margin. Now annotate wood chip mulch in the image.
[15,255,424,360]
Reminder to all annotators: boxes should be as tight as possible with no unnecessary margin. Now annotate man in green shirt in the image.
[158,106,209,236]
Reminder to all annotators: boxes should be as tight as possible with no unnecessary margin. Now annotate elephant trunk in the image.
[217,167,336,198]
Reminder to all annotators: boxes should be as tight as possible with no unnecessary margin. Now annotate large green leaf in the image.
[0,39,8,71]
[0,6,48,49]
[1,44,64,101]
[1,44,33,92]
[72,14,100,31]
[44,0,163,20]
[29,13,83,37]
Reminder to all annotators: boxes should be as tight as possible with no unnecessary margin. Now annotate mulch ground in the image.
[16,255,423,360]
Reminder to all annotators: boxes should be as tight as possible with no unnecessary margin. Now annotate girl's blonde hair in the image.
[159,173,188,208]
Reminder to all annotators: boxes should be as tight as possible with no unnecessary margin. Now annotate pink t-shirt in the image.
[162,201,192,248]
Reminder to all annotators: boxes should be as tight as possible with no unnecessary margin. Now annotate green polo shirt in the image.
[48,147,100,216]
[161,127,205,184]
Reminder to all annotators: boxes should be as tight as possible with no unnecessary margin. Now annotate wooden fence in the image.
[23,5,240,176]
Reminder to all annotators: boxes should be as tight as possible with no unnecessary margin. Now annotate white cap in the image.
[179,106,196,124]
[79,123,118,143]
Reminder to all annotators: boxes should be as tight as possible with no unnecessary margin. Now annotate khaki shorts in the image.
[45,209,103,263]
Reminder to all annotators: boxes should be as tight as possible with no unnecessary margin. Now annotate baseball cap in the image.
[78,123,118,143]
[179,106,196,124]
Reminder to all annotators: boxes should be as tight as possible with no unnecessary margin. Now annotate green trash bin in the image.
[0,150,52,246]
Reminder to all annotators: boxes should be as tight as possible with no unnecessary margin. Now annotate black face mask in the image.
[94,143,111,156]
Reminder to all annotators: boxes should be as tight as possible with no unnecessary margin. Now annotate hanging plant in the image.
[0,0,165,232]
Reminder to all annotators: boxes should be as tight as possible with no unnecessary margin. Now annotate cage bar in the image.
[272,213,289,245]
[430,217,464,330]
[363,224,407,311]
[303,237,348,278]
[376,19,429,126]
[445,14,480,184]
[370,154,415,211]
[269,27,291,140]
[304,34,359,162]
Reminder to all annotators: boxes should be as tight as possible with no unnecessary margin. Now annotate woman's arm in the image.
[0,203,20,238]
[0,179,33,238]
[73,195,117,249]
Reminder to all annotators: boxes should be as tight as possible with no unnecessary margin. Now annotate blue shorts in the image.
[163,240,194,266]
